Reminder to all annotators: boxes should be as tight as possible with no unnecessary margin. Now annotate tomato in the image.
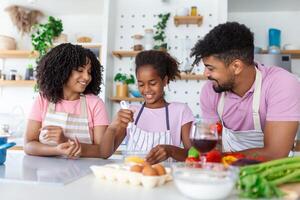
[205,150,222,163]
[185,157,200,163]
[216,122,223,135]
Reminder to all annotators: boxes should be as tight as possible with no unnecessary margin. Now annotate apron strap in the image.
[134,103,145,125]
[252,67,262,131]
[47,102,56,113]
[79,95,88,118]
[165,104,170,130]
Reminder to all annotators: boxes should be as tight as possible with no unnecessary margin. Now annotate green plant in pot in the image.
[31,16,63,61]
[153,12,170,51]
[114,73,135,97]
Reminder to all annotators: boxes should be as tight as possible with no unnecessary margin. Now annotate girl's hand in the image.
[110,109,134,130]
[146,145,172,165]
[41,125,67,144]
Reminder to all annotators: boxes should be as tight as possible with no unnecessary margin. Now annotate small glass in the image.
[190,118,218,163]
[144,29,154,50]
[191,6,198,16]
[132,34,143,51]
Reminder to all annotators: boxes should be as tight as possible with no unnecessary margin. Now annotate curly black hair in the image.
[135,50,180,83]
[191,22,254,66]
[36,43,103,103]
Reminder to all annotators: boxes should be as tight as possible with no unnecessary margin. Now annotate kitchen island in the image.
[0,151,299,200]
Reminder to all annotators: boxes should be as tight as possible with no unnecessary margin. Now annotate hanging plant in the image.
[31,16,63,61]
[153,12,170,51]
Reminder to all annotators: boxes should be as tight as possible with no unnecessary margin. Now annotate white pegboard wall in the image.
[110,0,227,117]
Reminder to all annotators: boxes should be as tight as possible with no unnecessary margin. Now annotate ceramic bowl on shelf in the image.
[0,35,16,50]
[129,89,142,98]
[172,162,239,200]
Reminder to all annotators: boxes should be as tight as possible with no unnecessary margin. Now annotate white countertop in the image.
[0,151,191,200]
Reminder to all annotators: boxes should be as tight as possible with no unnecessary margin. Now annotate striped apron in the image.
[217,68,264,152]
[126,103,172,152]
[39,95,92,146]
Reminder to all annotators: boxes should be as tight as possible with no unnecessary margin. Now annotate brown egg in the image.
[130,165,143,173]
[142,166,158,176]
[153,164,166,176]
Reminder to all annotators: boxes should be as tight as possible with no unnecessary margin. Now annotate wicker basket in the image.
[0,35,16,50]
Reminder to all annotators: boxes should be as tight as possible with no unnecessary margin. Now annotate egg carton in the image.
[90,164,172,188]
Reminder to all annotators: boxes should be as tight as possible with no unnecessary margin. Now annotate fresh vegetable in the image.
[237,157,300,199]
[206,150,222,163]
[188,147,199,158]
[222,155,238,166]
[185,157,200,163]
[216,121,223,135]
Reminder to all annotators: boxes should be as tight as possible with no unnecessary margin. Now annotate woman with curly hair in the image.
[25,43,114,158]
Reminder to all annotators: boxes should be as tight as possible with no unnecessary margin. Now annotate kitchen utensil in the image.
[120,101,132,129]
[0,136,16,165]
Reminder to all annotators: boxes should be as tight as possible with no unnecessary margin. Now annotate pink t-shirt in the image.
[29,93,110,129]
[200,63,300,131]
[129,102,195,146]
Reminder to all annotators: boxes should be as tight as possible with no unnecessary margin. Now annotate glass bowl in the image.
[172,162,239,200]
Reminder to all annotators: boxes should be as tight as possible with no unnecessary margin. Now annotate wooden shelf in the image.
[174,16,203,27]
[110,96,144,102]
[177,73,207,80]
[0,50,38,59]
[260,49,300,59]
[112,50,141,58]
[0,80,36,87]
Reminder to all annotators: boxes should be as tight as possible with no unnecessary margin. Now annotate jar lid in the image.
[132,34,143,39]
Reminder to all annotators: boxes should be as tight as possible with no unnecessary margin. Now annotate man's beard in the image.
[208,77,234,93]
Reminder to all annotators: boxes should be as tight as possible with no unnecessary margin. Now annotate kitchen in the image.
[0,0,300,199]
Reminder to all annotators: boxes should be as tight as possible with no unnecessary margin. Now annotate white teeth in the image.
[145,94,153,98]
[79,81,87,85]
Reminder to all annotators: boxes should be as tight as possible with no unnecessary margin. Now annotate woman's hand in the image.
[40,125,67,144]
[55,138,81,159]
[110,109,134,130]
[146,145,172,165]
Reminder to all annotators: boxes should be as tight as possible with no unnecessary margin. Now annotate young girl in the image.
[25,43,115,158]
[112,50,195,164]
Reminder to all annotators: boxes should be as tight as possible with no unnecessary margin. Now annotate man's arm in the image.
[239,121,298,160]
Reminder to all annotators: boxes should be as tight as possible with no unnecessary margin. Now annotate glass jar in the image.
[145,29,154,50]
[144,29,154,50]
[191,6,198,16]
[132,34,143,51]
[9,69,17,80]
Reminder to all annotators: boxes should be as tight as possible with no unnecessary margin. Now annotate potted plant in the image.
[114,73,135,97]
[153,13,171,51]
[31,16,63,61]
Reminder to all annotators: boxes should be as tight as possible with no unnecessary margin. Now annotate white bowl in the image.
[0,35,16,50]
[172,162,238,200]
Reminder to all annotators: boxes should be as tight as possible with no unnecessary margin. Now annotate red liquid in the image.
[191,139,218,153]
